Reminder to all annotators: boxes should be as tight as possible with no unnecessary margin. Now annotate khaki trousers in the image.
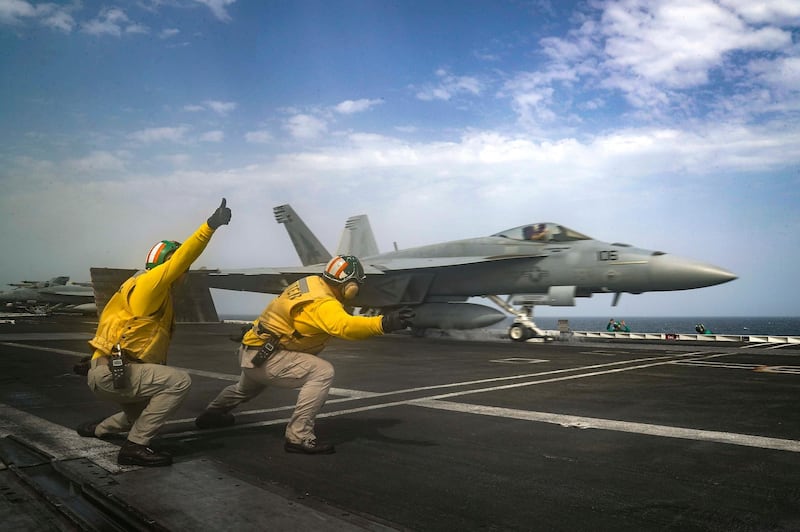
[206,345,334,443]
[87,359,191,446]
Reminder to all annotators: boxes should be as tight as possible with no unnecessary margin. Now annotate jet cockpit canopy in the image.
[492,223,592,243]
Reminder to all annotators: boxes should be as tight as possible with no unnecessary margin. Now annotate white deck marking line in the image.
[410,400,800,453]
[166,352,714,424]
[0,403,130,472]
[676,361,764,370]
[766,344,793,350]
[165,352,736,438]
[1,342,90,356]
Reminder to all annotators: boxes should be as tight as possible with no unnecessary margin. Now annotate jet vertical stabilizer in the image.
[273,204,332,266]
[336,214,379,258]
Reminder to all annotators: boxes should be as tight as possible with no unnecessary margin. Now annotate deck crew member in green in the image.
[76,199,231,467]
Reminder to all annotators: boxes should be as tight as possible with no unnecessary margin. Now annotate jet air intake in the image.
[510,286,576,307]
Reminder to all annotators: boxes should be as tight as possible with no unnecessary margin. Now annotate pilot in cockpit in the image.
[523,223,549,241]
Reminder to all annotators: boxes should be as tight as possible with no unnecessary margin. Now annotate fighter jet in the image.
[0,277,96,314]
[205,205,737,341]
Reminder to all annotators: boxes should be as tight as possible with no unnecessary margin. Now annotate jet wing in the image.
[207,266,325,294]
[207,254,546,305]
[365,254,547,271]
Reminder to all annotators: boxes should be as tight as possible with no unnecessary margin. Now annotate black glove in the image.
[381,307,415,333]
[73,355,91,376]
[207,198,232,229]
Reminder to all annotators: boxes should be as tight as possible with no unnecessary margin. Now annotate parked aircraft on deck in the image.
[0,277,95,314]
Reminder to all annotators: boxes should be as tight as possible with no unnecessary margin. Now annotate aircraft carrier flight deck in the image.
[1,315,799,531]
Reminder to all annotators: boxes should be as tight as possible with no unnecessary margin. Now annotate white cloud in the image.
[719,0,800,24]
[264,121,800,185]
[0,0,35,25]
[0,0,75,31]
[184,101,237,115]
[244,130,273,143]
[160,28,180,39]
[284,114,327,139]
[416,69,484,101]
[503,66,579,128]
[502,0,798,123]
[82,7,148,37]
[194,0,236,22]
[751,56,800,91]
[200,130,224,142]
[204,100,237,115]
[37,4,75,32]
[128,126,188,143]
[600,0,791,88]
[65,150,127,175]
[334,98,383,114]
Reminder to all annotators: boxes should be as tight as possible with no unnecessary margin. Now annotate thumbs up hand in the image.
[207,198,232,229]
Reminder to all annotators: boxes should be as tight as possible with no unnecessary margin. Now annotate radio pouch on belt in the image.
[110,343,128,389]
[252,336,279,367]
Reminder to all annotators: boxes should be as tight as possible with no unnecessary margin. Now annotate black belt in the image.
[94,354,142,365]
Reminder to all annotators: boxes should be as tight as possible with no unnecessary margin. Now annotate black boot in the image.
[76,420,101,438]
[284,438,335,455]
[118,440,172,467]
[195,410,235,429]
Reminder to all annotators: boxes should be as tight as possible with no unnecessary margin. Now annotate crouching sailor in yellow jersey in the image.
[195,255,415,454]
[76,199,232,467]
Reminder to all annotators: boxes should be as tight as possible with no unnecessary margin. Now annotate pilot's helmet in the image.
[322,255,366,285]
[145,240,181,270]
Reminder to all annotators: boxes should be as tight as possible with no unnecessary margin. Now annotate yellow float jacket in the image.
[243,275,384,355]
[89,222,216,364]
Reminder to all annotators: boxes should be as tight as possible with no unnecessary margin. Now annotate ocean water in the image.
[221,314,800,336]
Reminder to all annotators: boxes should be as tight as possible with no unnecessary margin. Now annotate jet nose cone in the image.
[650,254,737,290]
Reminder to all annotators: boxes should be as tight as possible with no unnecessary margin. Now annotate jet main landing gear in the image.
[485,295,554,342]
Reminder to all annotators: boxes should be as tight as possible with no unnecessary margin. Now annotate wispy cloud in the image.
[82,7,147,37]
[416,69,484,101]
[65,150,127,175]
[160,28,180,39]
[194,0,236,23]
[128,126,188,144]
[500,0,799,127]
[204,100,237,115]
[184,100,237,115]
[0,1,76,32]
[244,130,273,144]
[284,114,327,139]
[200,130,224,142]
[334,98,383,114]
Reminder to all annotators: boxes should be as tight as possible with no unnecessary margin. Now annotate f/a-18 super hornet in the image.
[0,276,95,314]
[204,205,737,341]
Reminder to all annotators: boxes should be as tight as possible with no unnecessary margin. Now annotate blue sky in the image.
[1,0,798,317]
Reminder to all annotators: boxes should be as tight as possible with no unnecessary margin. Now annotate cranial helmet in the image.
[322,255,366,285]
[145,240,181,270]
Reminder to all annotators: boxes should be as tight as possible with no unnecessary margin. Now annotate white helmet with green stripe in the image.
[145,240,181,270]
